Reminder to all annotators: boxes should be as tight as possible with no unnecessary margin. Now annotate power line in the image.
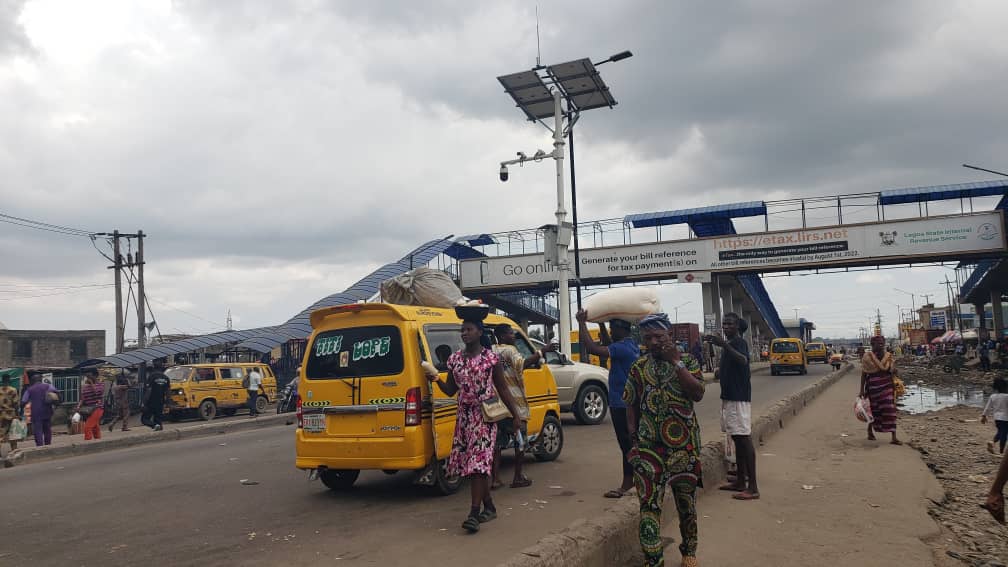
[146,296,226,329]
[0,212,94,237]
[0,285,112,301]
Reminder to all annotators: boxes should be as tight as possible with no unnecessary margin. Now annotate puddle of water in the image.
[898,383,987,414]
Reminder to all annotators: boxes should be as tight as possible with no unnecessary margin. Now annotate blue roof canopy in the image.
[879,180,1008,205]
[625,201,766,229]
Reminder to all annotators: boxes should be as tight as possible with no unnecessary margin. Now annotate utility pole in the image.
[136,230,147,383]
[112,230,125,354]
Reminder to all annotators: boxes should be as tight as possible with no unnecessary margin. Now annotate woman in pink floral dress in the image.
[429,317,522,533]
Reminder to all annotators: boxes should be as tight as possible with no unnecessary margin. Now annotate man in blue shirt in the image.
[576,309,641,498]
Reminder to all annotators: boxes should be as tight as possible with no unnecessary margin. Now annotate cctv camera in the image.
[517,151,527,160]
[533,149,547,160]
[499,164,509,182]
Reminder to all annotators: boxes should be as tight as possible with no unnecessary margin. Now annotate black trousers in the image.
[142,402,164,428]
[611,407,634,477]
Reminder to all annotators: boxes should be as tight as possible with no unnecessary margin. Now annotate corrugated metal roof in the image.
[98,326,278,367]
[455,234,497,246]
[625,201,766,229]
[878,180,1008,205]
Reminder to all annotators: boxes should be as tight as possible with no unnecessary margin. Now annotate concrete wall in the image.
[0,330,106,368]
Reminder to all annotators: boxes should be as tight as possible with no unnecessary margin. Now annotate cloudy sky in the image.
[1,0,1006,351]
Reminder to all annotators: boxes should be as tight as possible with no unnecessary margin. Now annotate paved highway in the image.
[0,363,835,566]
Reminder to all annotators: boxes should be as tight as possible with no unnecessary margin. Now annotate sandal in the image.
[732,491,760,501]
[718,482,745,492]
[510,477,532,489]
[462,515,480,533]
[477,508,497,523]
[604,488,629,498]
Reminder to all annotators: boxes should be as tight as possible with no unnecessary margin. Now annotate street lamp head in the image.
[608,50,633,63]
[499,164,509,182]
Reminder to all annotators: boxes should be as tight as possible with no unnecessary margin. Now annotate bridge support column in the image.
[702,278,722,335]
[976,303,987,333]
[992,291,1004,340]
[719,278,736,317]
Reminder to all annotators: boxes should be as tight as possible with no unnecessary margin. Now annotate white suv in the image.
[533,341,610,425]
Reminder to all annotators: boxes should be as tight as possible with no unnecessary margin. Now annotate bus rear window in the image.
[306,326,404,379]
[772,342,799,353]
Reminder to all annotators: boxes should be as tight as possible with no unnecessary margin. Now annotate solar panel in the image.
[497,71,554,121]
[546,58,616,113]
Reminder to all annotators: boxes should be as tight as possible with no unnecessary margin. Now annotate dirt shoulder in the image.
[903,406,1008,565]
[688,371,953,566]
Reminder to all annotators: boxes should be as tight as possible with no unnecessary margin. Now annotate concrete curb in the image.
[500,362,854,567]
[2,413,292,468]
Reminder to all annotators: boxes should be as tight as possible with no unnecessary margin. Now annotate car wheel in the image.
[573,384,608,425]
[770,366,778,376]
[198,399,217,421]
[319,469,360,491]
[255,396,268,414]
[533,415,564,462]
[432,459,463,496]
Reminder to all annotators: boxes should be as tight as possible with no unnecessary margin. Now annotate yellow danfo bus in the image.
[571,328,607,367]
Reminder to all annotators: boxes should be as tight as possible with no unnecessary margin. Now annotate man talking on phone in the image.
[707,312,759,500]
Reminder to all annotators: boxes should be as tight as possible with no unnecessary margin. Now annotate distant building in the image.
[0,322,106,369]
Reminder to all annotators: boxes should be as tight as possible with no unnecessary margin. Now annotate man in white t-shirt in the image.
[247,368,263,417]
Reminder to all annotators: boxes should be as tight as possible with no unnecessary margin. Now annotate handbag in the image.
[78,404,97,418]
[480,395,512,423]
[45,390,60,405]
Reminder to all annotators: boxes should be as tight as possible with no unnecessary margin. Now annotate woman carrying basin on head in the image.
[428,306,523,533]
[860,334,901,445]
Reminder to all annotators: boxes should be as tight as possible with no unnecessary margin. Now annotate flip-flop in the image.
[510,477,533,488]
[604,488,628,498]
[732,491,760,501]
[718,483,745,492]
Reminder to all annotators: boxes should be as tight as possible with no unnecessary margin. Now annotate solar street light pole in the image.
[551,90,573,359]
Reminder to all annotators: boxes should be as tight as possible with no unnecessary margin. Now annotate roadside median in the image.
[2,413,292,468]
[500,361,854,567]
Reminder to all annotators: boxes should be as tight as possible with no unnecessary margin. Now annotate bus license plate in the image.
[303,414,325,433]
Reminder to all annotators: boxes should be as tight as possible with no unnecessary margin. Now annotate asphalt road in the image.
[0,363,833,567]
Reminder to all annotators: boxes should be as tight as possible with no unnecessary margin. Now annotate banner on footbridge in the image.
[459,211,1005,291]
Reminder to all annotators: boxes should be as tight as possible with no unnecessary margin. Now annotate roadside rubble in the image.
[898,356,1006,392]
[902,405,1008,565]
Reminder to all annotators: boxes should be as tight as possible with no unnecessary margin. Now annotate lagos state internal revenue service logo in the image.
[977,222,998,241]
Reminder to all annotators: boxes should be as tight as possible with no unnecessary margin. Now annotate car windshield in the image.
[772,342,800,353]
[808,344,824,350]
[165,366,193,383]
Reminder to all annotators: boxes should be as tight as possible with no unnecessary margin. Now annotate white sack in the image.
[380,267,463,309]
[584,287,662,323]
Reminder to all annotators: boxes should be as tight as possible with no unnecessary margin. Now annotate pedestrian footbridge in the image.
[101,180,1007,368]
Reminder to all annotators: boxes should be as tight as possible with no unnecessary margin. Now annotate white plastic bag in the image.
[71,412,82,424]
[854,396,874,424]
[380,267,463,308]
[7,418,26,441]
[583,287,662,323]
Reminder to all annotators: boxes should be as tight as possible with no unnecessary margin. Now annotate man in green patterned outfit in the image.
[624,313,705,567]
